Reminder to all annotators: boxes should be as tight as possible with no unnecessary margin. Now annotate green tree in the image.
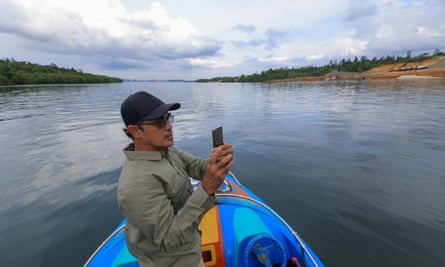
[0,58,122,85]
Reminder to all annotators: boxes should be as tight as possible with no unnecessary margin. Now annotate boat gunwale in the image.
[83,223,126,267]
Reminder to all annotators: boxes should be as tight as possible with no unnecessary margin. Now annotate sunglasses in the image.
[138,113,174,129]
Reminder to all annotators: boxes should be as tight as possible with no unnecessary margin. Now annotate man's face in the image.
[130,113,174,151]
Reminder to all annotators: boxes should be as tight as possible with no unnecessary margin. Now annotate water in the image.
[1,80,444,267]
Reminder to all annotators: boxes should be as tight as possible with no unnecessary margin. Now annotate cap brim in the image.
[141,103,180,120]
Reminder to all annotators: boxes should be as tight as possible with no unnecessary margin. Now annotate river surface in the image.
[1,80,445,267]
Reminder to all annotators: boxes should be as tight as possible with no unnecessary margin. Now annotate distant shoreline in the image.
[268,67,445,83]
[196,56,445,83]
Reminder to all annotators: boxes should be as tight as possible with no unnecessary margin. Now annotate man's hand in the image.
[201,143,234,195]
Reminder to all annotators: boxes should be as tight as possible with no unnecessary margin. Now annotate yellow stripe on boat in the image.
[199,206,219,244]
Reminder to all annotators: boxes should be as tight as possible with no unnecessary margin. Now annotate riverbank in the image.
[269,58,445,82]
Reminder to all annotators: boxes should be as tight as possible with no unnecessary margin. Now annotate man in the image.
[118,91,233,267]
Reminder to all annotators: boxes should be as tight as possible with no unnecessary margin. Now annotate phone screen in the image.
[212,126,223,147]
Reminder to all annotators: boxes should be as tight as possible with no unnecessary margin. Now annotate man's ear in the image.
[127,125,140,139]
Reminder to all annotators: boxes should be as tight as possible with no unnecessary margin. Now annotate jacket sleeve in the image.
[172,147,209,180]
[120,170,215,253]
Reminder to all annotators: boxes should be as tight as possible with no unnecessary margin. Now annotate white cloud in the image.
[417,26,443,38]
[343,0,445,55]
[189,58,242,69]
[330,38,369,56]
[0,1,220,62]
[376,25,393,39]
[258,56,289,64]
[306,54,324,61]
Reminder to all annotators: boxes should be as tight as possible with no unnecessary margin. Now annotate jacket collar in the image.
[123,143,166,161]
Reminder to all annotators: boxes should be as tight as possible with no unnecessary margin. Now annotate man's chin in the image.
[165,139,174,147]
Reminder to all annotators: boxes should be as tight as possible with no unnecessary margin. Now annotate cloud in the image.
[306,54,324,61]
[332,38,369,56]
[231,28,287,50]
[343,0,445,55]
[258,55,289,64]
[344,0,377,22]
[231,39,265,49]
[0,0,221,65]
[264,29,287,49]
[417,26,444,38]
[189,57,242,69]
[233,24,257,33]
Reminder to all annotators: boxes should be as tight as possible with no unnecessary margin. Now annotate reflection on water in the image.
[1,80,445,267]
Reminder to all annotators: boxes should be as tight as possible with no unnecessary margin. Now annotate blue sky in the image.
[0,0,444,80]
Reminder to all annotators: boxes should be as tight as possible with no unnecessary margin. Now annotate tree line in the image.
[196,49,445,83]
[0,58,122,85]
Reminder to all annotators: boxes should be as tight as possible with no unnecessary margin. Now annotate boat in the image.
[84,172,324,267]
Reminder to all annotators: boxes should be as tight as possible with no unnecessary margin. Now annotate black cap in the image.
[120,91,180,126]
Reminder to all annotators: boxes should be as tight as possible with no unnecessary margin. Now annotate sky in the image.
[1,0,444,80]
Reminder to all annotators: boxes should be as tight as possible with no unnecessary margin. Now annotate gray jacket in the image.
[117,145,215,266]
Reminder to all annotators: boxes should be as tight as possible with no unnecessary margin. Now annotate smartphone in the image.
[212,126,224,147]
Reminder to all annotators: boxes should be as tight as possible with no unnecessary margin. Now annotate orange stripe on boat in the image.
[228,182,250,197]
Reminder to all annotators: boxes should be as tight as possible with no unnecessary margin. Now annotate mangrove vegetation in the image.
[0,58,122,85]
